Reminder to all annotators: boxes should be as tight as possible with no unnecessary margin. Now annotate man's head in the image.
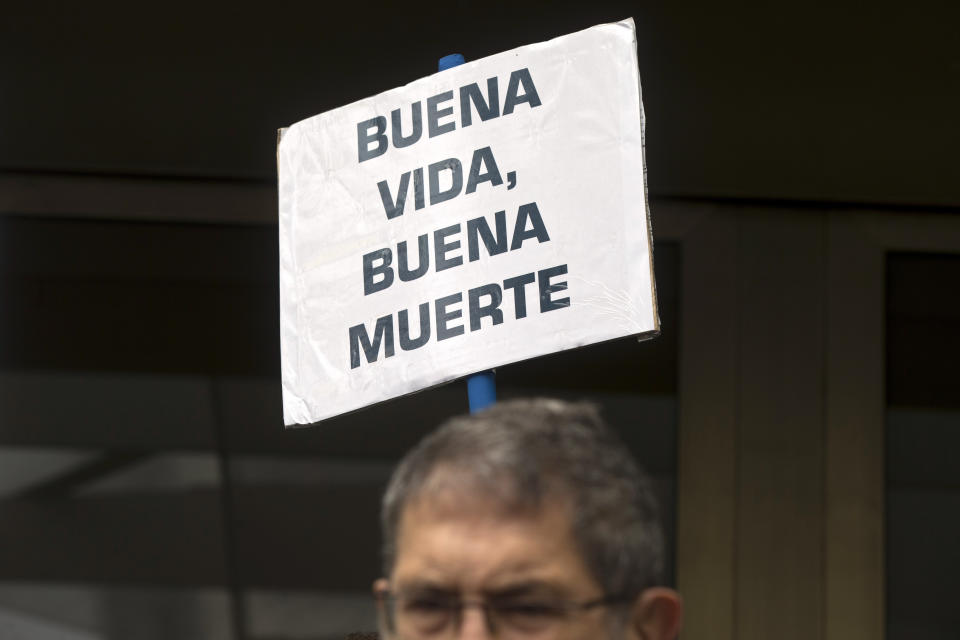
[376,398,681,640]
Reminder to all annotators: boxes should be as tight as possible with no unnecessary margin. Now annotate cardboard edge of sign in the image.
[635,20,662,338]
[283,327,662,429]
[278,16,663,428]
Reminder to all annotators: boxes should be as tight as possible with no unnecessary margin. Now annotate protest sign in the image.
[278,18,658,425]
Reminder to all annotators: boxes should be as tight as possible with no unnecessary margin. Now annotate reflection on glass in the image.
[0,216,679,639]
[886,253,960,640]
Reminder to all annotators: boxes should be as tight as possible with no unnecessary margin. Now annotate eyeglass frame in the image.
[373,584,633,638]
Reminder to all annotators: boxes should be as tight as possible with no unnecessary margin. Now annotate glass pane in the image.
[2,215,678,639]
[0,217,242,639]
[227,242,680,639]
[886,252,960,640]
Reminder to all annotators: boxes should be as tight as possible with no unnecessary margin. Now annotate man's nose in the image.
[457,606,494,640]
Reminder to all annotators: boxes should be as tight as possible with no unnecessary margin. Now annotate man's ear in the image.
[372,578,391,634]
[627,587,683,640]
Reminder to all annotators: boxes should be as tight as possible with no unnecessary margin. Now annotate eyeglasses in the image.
[374,587,630,639]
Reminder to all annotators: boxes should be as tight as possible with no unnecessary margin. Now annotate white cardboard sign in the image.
[278,18,658,425]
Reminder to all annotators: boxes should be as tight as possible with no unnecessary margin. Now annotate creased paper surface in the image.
[278,18,657,425]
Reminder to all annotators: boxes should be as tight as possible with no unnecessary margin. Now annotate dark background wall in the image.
[2,1,957,205]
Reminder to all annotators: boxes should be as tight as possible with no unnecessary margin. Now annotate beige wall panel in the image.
[861,211,960,252]
[735,210,826,640]
[676,207,737,640]
[824,213,885,640]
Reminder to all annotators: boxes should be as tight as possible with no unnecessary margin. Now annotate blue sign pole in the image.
[467,370,497,413]
[437,53,465,71]
[437,53,497,414]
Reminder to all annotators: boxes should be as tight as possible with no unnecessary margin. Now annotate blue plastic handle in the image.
[437,52,497,413]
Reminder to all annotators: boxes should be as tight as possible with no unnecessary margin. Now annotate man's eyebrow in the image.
[394,579,457,595]
[483,580,569,599]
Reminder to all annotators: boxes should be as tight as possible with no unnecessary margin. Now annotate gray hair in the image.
[380,397,665,599]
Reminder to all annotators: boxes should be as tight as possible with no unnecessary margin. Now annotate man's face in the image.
[381,490,622,640]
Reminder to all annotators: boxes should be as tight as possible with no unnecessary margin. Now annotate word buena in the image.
[357,68,542,162]
[349,264,569,369]
[362,202,550,295]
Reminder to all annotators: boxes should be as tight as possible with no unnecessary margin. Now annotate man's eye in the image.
[397,598,454,635]
[404,598,453,614]
[498,601,564,620]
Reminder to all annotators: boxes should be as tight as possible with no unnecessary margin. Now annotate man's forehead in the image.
[390,491,596,593]
[395,464,574,545]
[420,461,525,495]
[399,488,543,528]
